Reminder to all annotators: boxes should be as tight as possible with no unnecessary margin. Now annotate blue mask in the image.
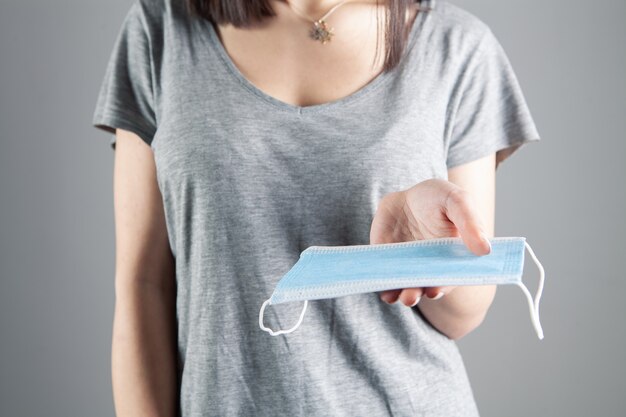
[259,237,545,339]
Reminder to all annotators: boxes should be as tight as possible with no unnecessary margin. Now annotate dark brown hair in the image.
[184,0,429,73]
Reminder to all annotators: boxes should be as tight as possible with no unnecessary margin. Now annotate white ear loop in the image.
[515,241,545,340]
[259,298,309,336]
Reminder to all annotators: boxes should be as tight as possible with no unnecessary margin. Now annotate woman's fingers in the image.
[379,286,458,306]
[444,187,491,256]
[422,285,457,300]
[397,288,424,306]
[380,288,423,306]
[379,289,402,304]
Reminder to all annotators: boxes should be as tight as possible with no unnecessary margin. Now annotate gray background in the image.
[0,0,624,416]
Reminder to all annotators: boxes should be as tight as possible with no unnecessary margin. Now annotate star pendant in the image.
[310,19,335,44]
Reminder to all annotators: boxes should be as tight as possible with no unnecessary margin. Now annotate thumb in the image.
[443,187,491,256]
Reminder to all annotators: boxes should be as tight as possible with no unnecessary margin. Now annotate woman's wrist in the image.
[416,284,497,340]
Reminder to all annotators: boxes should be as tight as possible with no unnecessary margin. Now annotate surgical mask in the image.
[259,237,545,339]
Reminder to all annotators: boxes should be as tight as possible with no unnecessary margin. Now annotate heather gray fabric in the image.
[91,0,540,415]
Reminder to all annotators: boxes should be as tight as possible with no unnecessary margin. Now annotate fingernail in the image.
[410,296,421,307]
[429,291,445,300]
[481,233,492,251]
[381,294,394,304]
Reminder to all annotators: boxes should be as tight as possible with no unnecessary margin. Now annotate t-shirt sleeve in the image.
[445,28,541,169]
[92,1,157,150]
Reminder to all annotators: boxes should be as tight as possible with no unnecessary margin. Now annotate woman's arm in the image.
[371,153,497,340]
[416,153,497,340]
[112,128,178,417]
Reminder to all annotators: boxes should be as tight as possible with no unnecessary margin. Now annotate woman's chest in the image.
[154,93,448,197]
[152,32,452,198]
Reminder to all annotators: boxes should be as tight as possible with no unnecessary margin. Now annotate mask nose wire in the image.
[515,241,546,340]
[259,298,309,336]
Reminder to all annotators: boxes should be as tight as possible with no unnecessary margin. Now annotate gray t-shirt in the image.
[92,0,540,415]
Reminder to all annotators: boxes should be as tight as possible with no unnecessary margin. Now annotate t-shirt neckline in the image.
[203,7,425,115]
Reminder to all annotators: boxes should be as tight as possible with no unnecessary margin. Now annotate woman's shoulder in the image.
[424,1,503,62]
[433,1,492,35]
[429,1,497,49]
[127,0,190,29]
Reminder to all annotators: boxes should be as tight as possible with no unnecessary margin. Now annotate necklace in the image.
[285,0,351,44]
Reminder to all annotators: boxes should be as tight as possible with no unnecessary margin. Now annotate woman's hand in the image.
[370,178,492,307]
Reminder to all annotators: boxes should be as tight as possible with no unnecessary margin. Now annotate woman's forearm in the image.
[420,155,497,340]
[112,279,178,417]
[417,284,497,340]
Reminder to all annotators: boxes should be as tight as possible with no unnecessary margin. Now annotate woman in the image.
[92,0,540,415]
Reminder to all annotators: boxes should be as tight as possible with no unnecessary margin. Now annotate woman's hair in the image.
[184,0,429,72]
